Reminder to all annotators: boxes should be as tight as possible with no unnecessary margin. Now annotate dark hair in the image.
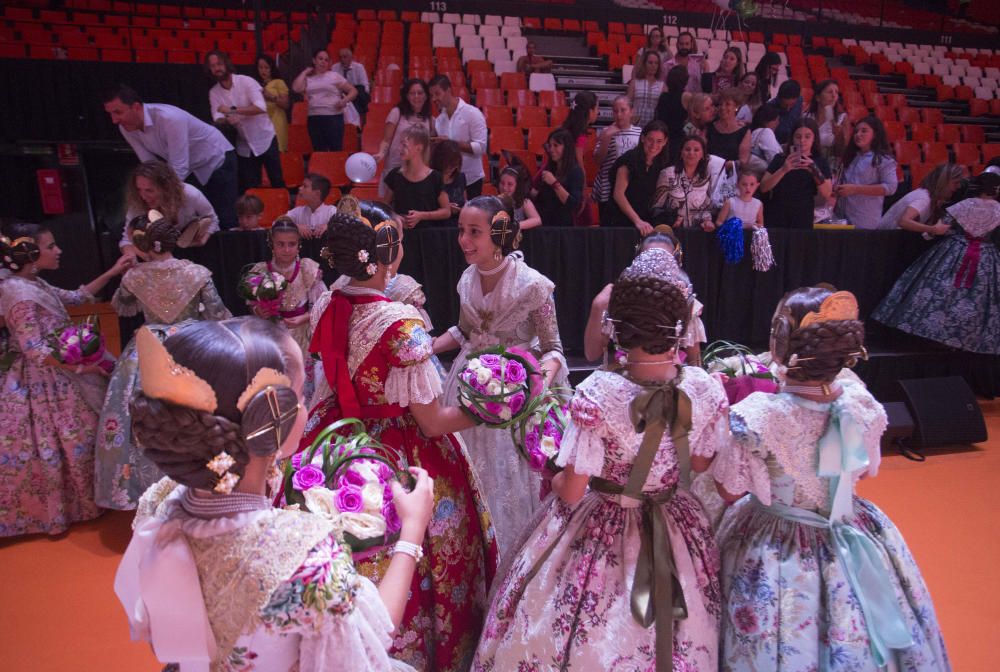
[322,201,401,278]
[311,48,328,60]
[130,318,302,489]
[0,222,48,271]
[303,173,332,201]
[633,120,670,170]
[770,286,866,383]
[608,260,691,355]
[235,193,264,217]
[751,103,780,130]
[666,64,690,93]
[543,127,580,181]
[203,49,233,77]
[397,78,432,119]
[842,115,893,169]
[969,171,1000,198]
[785,117,822,154]
[102,83,142,105]
[777,79,801,101]
[466,194,521,256]
[428,74,451,91]
[129,214,181,254]
[676,31,696,47]
[498,166,530,208]
[268,216,300,244]
[561,91,598,140]
[673,134,710,179]
[754,52,781,102]
[255,53,279,82]
[807,79,845,120]
[739,70,762,107]
[646,28,664,50]
[430,139,462,174]
[716,46,744,81]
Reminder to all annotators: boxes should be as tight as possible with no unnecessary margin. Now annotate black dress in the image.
[762,152,831,229]
[533,166,584,227]
[602,147,666,227]
[656,91,688,163]
[706,123,750,162]
[384,168,446,227]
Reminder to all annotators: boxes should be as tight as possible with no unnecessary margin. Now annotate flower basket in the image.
[456,346,545,428]
[47,316,113,374]
[237,264,289,320]
[702,340,778,405]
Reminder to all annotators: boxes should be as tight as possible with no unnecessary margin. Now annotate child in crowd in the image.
[235,193,264,230]
[497,166,541,229]
[711,167,764,231]
[284,173,336,238]
[430,139,466,227]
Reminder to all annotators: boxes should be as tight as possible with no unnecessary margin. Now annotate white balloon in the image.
[345,152,377,183]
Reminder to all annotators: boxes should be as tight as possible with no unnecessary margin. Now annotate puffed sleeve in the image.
[679,367,730,458]
[383,319,443,406]
[259,536,400,672]
[197,280,232,321]
[841,379,888,479]
[681,297,706,348]
[555,383,607,476]
[528,293,567,374]
[111,283,140,318]
[710,395,772,503]
[6,300,54,365]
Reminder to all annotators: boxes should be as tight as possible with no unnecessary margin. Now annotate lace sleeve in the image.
[711,408,772,503]
[842,381,888,479]
[681,367,730,458]
[555,388,606,476]
[7,300,54,364]
[198,281,232,321]
[529,294,567,374]
[259,536,397,672]
[111,285,140,318]
[384,319,443,406]
[681,298,707,347]
[46,283,95,306]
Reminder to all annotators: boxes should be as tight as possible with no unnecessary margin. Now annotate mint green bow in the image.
[816,400,870,522]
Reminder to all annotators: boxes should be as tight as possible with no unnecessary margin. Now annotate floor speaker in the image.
[898,376,988,447]
[880,401,914,452]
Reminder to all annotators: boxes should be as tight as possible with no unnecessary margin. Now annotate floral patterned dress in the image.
[711,380,950,671]
[117,478,410,671]
[873,196,1000,354]
[441,253,569,556]
[95,258,231,510]
[0,276,108,537]
[473,367,727,671]
[303,284,499,672]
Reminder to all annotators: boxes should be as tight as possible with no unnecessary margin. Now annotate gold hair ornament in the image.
[136,327,219,413]
[798,291,859,328]
[243,386,299,446]
[236,368,292,412]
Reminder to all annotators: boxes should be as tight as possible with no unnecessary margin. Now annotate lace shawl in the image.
[115,259,213,323]
[945,197,1000,238]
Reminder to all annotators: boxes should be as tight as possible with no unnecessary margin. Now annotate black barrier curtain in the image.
[176,227,936,354]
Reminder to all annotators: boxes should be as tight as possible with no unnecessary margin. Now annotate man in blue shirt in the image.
[769,80,803,145]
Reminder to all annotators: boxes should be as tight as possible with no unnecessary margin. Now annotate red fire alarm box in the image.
[37,169,67,215]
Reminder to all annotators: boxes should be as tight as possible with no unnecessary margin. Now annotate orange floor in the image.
[1,402,996,671]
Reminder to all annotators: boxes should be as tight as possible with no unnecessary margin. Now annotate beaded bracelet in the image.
[390,540,424,562]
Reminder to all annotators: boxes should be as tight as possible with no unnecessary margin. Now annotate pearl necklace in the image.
[477,256,510,277]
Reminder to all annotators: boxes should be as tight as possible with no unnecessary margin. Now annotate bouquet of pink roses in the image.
[510,391,569,473]
[457,347,545,427]
[48,317,113,374]
[702,340,778,405]
[282,419,413,557]
[237,265,288,320]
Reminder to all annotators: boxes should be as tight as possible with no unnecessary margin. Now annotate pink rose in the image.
[528,449,548,472]
[382,501,402,534]
[504,359,527,385]
[524,430,541,453]
[508,391,526,415]
[292,464,325,491]
[733,605,759,634]
[334,484,364,513]
[478,353,503,376]
[484,401,504,419]
[375,462,394,483]
[290,452,304,469]
[338,468,367,489]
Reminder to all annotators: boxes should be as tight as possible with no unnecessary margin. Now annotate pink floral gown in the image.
[0,276,107,537]
[473,366,728,671]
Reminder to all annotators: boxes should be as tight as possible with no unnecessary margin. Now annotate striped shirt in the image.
[592,125,642,203]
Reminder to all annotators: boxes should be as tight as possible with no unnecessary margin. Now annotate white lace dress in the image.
[442,254,569,557]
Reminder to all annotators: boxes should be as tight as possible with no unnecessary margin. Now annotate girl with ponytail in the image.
[0,222,132,536]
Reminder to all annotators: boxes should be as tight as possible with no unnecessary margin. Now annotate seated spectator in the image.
[373,78,434,197]
[498,166,542,230]
[769,79,803,145]
[627,50,664,127]
[516,41,553,74]
[736,71,761,123]
[530,128,584,227]
[682,92,716,142]
[284,173,335,238]
[803,79,848,166]
[593,96,642,221]
[560,91,599,165]
[430,139,466,227]
[879,163,964,233]
[653,134,714,229]
[703,47,743,95]
[635,28,671,77]
[707,88,751,168]
[605,120,670,234]
[835,116,898,229]
[383,128,450,229]
[748,104,783,173]
[760,118,833,229]
[664,32,703,93]
[235,193,264,230]
[754,52,786,102]
[120,160,218,258]
[656,65,694,164]
[712,167,765,231]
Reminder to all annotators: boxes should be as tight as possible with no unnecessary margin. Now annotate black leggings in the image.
[307,114,345,152]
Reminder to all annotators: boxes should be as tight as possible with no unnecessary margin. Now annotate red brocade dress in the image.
[302,284,499,672]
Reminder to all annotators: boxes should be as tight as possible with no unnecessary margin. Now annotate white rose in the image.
[540,435,558,457]
[486,380,501,396]
[353,461,379,482]
[337,512,386,540]
[476,368,492,386]
[66,335,80,345]
[467,358,481,370]
[499,407,512,422]
[360,482,383,514]
[302,486,340,517]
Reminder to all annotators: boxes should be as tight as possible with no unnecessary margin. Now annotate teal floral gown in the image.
[94,258,230,509]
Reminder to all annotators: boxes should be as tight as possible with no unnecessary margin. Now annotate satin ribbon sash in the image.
[309,291,362,419]
[815,400,870,523]
[755,498,914,666]
[278,303,308,319]
[953,232,984,289]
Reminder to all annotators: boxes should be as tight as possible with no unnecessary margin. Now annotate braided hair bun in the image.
[608,248,693,355]
[770,286,866,383]
[321,201,401,279]
[0,222,46,272]
[130,317,302,490]
[128,212,181,254]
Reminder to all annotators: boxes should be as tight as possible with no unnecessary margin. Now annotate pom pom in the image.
[717,217,745,264]
[751,227,775,272]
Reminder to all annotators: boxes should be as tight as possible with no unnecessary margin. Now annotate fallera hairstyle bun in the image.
[0,222,47,271]
[128,213,181,254]
[130,318,301,490]
[466,194,521,256]
[608,249,693,355]
[770,286,866,384]
[320,200,401,279]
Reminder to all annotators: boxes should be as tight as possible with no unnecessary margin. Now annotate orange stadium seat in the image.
[962,126,986,143]
[485,105,514,126]
[308,151,351,186]
[489,127,525,154]
[894,141,922,166]
[279,152,305,188]
[921,142,949,165]
[287,125,314,155]
[910,123,936,143]
[526,127,550,155]
[516,106,547,128]
[245,188,290,228]
[937,125,961,143]
[953,143,982,166]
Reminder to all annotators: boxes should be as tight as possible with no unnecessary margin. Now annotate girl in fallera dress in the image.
[433,195,569,555]
[712,286,950,671]
[474,247,726,671]
[95,214,231,510]
[302,201,498,672]
[0,223,132,536]
[246,216,326,404]
[116,317,434,671]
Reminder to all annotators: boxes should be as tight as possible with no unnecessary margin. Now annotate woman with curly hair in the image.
[712,286,950,670]
[115,316,436,670]
[303,201,498,671]
[653,134,715,229]
[474,246,726,671]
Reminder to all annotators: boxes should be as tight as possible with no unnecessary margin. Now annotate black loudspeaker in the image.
[898,376,988,449]
[880,402,914,453]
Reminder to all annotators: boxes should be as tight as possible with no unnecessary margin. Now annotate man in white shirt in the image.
[336,48,370,125]
[206,50,284,192]
[429,75,488,197]
[283,173,336,239]
[103,84,239,229]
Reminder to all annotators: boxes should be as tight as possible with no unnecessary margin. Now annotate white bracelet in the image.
[390,540,424,562]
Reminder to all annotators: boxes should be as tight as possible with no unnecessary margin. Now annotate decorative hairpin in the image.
[207,451,239,493]
[243,386,299,445]
[787,346,868,368]
[798,291,859,328]
[136,327,218,413]
[491,210,514,248]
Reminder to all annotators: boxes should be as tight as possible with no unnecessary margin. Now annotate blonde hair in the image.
[126,161,185,225]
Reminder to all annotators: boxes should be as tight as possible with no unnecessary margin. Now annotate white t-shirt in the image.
[285,203,337,237]
[305,71,349,116]
[728,196,763,227]
[209,74,276,158]
[878,188,932,230]
[749,127,783,173]
[434,98,487,184]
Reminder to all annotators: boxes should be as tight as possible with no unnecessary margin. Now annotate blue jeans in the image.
[307,114,344,152]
